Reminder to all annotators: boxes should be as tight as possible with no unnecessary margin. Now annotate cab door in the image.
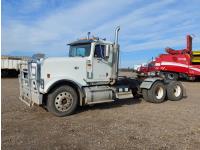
[92,44,112,82]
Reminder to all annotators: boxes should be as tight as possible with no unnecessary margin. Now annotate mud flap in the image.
[140,77,163,90]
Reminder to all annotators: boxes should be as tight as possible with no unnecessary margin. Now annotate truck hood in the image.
[42,57,88,63]
[40,57,88,86]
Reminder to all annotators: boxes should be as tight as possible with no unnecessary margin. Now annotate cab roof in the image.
[68,38,113,46]
[68,39,94,46]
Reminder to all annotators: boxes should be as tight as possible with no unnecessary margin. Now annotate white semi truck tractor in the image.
[19,27,185,117]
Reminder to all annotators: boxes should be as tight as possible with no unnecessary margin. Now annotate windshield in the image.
[69,44,91,57]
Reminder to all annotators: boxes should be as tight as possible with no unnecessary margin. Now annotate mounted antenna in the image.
[87,32,91,39]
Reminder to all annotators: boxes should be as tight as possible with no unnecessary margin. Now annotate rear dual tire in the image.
[142,81,184,103]
[142,81,166,103]
[166,81,183,101]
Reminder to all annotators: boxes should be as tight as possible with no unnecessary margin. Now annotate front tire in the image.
[47,85,78,117]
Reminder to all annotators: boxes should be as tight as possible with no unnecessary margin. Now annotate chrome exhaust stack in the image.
[114,26,120,45]
[110,26,120,85]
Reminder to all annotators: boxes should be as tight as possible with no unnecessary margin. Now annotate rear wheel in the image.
[142,89,149,101]
[145,81,166,103]
[167,81,183,101]
[47,85,78,117]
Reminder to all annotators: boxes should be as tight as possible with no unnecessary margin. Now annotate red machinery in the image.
[145,35,200,80]
[137,61,155,77]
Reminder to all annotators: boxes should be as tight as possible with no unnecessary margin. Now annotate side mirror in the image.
[105,45,110,58]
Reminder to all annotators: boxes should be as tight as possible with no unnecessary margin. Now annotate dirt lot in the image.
[1,78,200,150]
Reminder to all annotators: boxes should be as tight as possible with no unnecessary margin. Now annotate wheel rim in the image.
[174,85,181,97]
[55,92,73,112]
[155,86,164,99]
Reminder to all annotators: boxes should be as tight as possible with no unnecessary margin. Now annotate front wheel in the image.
[47,85,78,117]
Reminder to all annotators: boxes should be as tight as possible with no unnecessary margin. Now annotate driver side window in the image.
[94,45,105,59]
[76,48,85,56]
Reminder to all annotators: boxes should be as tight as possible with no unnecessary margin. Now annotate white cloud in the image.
[18,0,45,13]
[2,0,134,54]
[2,0,200,59]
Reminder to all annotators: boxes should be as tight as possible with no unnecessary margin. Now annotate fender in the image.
[140,77,164,89]
[41,77,86,106]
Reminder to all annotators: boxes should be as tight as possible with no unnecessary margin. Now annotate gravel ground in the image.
[1,78,200,150]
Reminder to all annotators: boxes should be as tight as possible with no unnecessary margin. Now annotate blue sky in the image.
[2,0,200,67]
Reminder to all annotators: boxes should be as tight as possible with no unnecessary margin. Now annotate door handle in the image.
[74,66,79,70]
